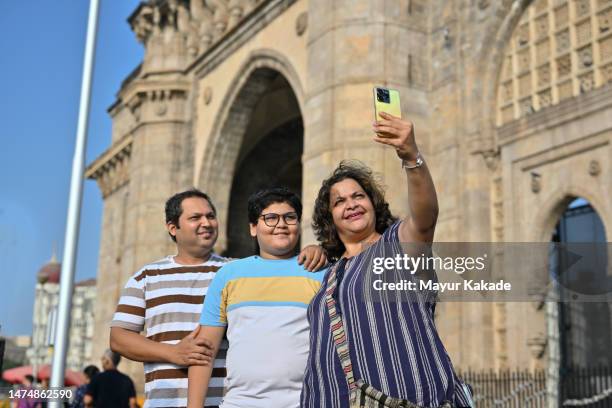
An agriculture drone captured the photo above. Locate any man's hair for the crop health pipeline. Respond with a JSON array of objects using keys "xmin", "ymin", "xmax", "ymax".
[
  {"xmin": 247, "ymin": 187, "xmax": 302, "ymax": 225},
  {"xmin": 83, "ymin": 365, "xmax": 100, "ymax": 380},
  {"xmin": 165, "ymin": 189, "xmax": 216, "ymax": 242},
  {"xmin": 24, "ymin": 374, "xmax": 34, "ymax": 383},
  {"xmin": 104, "ymin": 349, "xmax": 121, "ymax": 367},
  {"xmin": 312, "ymin": 160, "xmax": 397, "ymax": 261}
]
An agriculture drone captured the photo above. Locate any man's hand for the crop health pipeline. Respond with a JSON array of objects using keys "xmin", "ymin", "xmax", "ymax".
[
  {"xmin": 372, "ymin": 111, "xmax": 418, "ymax": 162},
  {"xmin": 298, "ymin": 245, "xmax": 327, "ymax": 271},
  {"xmin": 171, "ymin": 326, "xmax": 214, "ymax": 366}
]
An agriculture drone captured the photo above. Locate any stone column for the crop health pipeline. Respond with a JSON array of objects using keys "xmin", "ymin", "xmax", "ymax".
[
  {"xmin": 302, "ymin": 0, "xmax": 431, "ymax": 242},
  {"xmin": 88, "ymin": 1, "xmax": 197, "ymax": 392}
]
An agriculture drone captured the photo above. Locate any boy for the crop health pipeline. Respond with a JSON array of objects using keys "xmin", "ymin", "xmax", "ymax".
[{"xmin": 187, "ymin": 187, "xmax": 326, "ymax": 408}]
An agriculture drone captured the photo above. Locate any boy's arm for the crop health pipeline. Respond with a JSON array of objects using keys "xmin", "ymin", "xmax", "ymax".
[
  {"xmin": 187, "ymin": 326, "xmax": 226, "ymax": 408},
  {"xmin": 298, "ymin": 244, "xmax": 328, "ymax": 271}
]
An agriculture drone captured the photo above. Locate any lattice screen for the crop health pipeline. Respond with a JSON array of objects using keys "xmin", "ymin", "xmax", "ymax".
[{"xmin": 497, "ymin": 0, "xmax": 612, "ymax": 125}]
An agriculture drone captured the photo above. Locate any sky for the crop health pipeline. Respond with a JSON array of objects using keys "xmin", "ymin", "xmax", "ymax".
[{"xmin": 0, "ymin": 1, "xmax": 143, "ymax": 336}]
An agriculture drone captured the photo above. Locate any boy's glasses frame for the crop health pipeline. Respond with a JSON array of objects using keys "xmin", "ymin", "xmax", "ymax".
[{"xmin": 259, "ymin": 212, "xmax": 299, "ymax": 227}]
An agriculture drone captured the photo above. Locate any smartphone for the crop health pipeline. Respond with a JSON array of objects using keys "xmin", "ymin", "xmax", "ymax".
[{"xmin": 373, "ymin": 86, "xmax": 401, "ymax": 121}]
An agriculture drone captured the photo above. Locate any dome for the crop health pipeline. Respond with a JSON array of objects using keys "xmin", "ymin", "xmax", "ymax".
[{"xmin": 37, "ymin": 252, "xmax": 61, "ymax": 284}]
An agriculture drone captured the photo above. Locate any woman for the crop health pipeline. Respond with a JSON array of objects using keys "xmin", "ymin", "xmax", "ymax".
[
  {"xmin": 301, "ymin": 112, "xmax": 473, "ymax": 407},
  {"xmin": 70, "ymin": 365, "xmax": 99, "ymax": 408}
]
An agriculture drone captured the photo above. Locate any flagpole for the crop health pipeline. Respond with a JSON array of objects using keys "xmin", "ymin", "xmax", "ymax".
[{"xmin": 49, "ymin": 0, "xmax": 99, "ymax": 405}]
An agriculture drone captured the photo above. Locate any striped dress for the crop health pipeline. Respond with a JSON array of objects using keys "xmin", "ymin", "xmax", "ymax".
[
  {"xmin": 300, "ymin": 222, "xmax": 473, "ymax": 408},
  {"xmin": 111, "ymin": 254, "xmax": 229, "ymax": 408}
]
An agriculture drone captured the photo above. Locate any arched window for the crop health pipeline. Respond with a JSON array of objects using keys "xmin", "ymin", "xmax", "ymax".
[
  {"xmin": 497, "ymin": 0, "xmax": 612, "ymax": 125},
  {"xmin": 550, "ymin": 197, "xmax": 611, "ymax": 401}
]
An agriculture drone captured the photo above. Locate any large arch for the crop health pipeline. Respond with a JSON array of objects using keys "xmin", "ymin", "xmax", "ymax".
[
  {"xmin": 197, "ymin": 49, "xmax": 305, "ymax": 252},
  {"xmin": 530, "ymin": 184, "xmax": 611, "ymax": 243}
]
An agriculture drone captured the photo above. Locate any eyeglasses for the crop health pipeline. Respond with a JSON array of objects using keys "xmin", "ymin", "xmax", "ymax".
[{"xmin": 259, "ymin": 212, "xmax": 299, "ymax": 227}]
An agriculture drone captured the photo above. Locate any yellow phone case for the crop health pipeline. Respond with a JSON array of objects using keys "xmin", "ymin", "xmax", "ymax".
[{"xmin": 373, "ymin": 87, "xmax": 401, "ymax": 120}]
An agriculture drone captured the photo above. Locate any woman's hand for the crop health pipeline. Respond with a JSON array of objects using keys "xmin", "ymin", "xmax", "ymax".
[{"xmin": 372, "ymin": 112, "xmax": 419, "ymax": 162}]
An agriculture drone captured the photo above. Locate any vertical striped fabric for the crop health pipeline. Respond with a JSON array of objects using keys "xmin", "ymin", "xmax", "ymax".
[
  {"xmin": 111, "ymin": 254, "xmax": 230, "ymax": 408},
  {"xmin": 301, "ymin": 222, "xmax": 473, "ymax": 408}
]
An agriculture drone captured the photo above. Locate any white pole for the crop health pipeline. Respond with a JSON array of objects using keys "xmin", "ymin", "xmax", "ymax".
[{"xmin": 49, "ymin": 0, "xmax": 99, "ymax": 405}]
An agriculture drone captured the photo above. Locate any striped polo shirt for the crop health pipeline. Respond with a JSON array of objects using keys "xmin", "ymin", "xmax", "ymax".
[
  {"xmin": 301, "ymin": 222, "xmax": 473, "ymax": 407},
  {"xmin": 200, "ymin": 256, "xmax": 325, "ymax": 408},
  {"xmin": 111, "ymin": 254, "xmax": 229, "ymax": 408}
]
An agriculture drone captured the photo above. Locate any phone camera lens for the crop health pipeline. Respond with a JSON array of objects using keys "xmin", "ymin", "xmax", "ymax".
[{"xmin": 376, "ymin": 89, "xmax": 390, "ymax": 103}]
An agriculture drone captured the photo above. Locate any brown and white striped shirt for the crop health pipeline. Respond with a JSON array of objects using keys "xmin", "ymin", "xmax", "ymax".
[{"xmin": 111, "ymin": 254, "xmax": 229, "ymax": 408}]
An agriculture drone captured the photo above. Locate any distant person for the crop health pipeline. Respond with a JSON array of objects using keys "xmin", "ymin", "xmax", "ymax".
[
  {"xmin": 110, "ymin": 189, "xmax": 325, "ymax": 408},
  {"xmin": 84, "ymin": 350, "xmax": 136, "ymax": 408},
  {"xmin": 13, "ymin": 375, "xmax": 40, "ymax": 408},
  {"xmin": 70, "ymin": 365, "xmax": 99, "ymax": 408},
  {"xmin": 35, "ymin": 378, "xmax": 48, "ymax": 408}
]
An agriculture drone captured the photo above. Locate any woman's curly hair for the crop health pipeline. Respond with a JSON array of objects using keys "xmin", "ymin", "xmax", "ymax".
[{"xmin": 312, "ymin": 160, "xmax": 397, "ymax": 261}]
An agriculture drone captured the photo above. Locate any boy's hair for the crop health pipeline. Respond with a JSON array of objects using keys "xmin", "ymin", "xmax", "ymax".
[
  {"xmin": 165, "ymin": 189, "xmax": 216, "ymax": 242},
  {"xmin": 247, "ymin": 187, "xmax": 302, "ymax": 225}
]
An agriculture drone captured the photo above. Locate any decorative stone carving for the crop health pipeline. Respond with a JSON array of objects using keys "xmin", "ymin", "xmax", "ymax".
[
  {"xmin": 502, "ymin": 80, "xmax": 513, "ymax": 103},
  {"xmin": 579, "ymin": 72, "xmax": 594, "ymax": 92},
  {"xmin": 578, "ymin": 46, "xmax": 593, "ymax": 68},
  {"xmin": 527, "ymin": 335, "xmax": 547, "ymax": 359},
  {"xmin": 517, "ymin": 23, "xmax": 529, "ymax": 47},
  {"xmin": 482, "ymin": 148, "xmax": 501, "ymax": 171},
  {"xmin": 536, "ymin": 39, "xmax": 550, "ymax": 65},
  {"xmin": 517, "ymin": 48, "xmax": 530, "ymax": 72},
  {"xmin": 603, "ymin": 63, "xmax": 612, "ymax": 83},
  {"xmin": 520, "ymin": 97, "xmax": 534, "ymax": 115},
  {"xmin": 588, "ymin": 160, "xmax": 601, "ymax": 176},
  {"xmin": 531, "ymin": 172, "xmax": 541, "ymax": 193},
  {"xmin": 537, "ymin": 64, "xmax": 550, "ymax": 87},
  {"xmin": 538, "ymin": 88, "xmax": 552, "ymax": 108},
  {"xmin": 206, "ymin": 0, "xmax": 229, "ymax": 36},
  {"xmin": 556, "ymin": 54, "xmax": 571, "ymax": 77},
  {"xmin": 556, "ymin": 29, "xmax": 570, "ymax": 53},
  {"xmin": 558, "ymin": 79, "xmax": 573, "ymax": 100},
  {"xmin": 576, "ymin": 20, "xmax": 591, "ymax": 44},
  {"xmin": 519, "ymin": 73, "xmax": 531, "ymax": 97},
  {"xmin": 535, "ymin": 15, "xmax": 549, "ymax": 40},
  {"xmin": 228, "ymin": 0, "xmax": 245, "ymax": 27},
  {"xmin": 600, "ymin": 36, "xmax": 612, "ymax": 61},
  {"xmin": 478, "ymin": 0, "xmax": 490, "ymax": 10},
  {"xmin": 555, "ymin": 5, "xmax": 569, "ymax": 29},
  {"xmin": 203, "ymin": 86, "xmax": 213, "ymax": 105},
  {"xmin": 156, "ymin": 103, "xmax": 168, "ymax": 116},
  {"xmin": 599, "ymin": 8, "xmax": 611, "ymax": 33},
  {"xmin": 576, "ymin": 0, "xmax": 590, "ymax": 18},
  {"xmin": 443, "ymin": 27, "xmax": 452, "ymax": 49},
  {"xmin": 86, "ymin": 137, "xmax": 133, "ymax": 199},
  {"xmin": 295, "ymin": 11, "xmax": 308, "ymax": 37}
]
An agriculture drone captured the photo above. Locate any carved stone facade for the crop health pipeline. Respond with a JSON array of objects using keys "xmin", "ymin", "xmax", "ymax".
[{"xmin": 88, "ymin": 0, "xmax": 611, "ymax": 392}]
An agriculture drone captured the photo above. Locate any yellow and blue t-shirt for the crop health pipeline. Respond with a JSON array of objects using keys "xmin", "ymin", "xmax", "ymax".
[{"xmin": 200, "ymin": 255, "xmax": 325, "ymax": 408}]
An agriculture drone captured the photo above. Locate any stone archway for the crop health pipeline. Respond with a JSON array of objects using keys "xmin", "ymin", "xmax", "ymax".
[
  {"xmin": 225, "ymin": 115, "xmax": 303, "ymax": 257},
  {"xmin": 548, "ymin": 197, "xmax": 610, "ymax": 403},
  {"xmin": 197, "ymin": 51, "xmax": 305, "ymax": 253}
]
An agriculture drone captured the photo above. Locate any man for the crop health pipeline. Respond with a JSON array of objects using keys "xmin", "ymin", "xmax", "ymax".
[
  {"xmin": 110, "ymin": 189, "xmax": 325, "ymax": 408},
  {"xmin": 187, "ymin": 188, "xmax": 326, "ymax": 408},
  {"xmin": 84, "ymin": 350, "xmax": 136, "ymax": 408}
]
